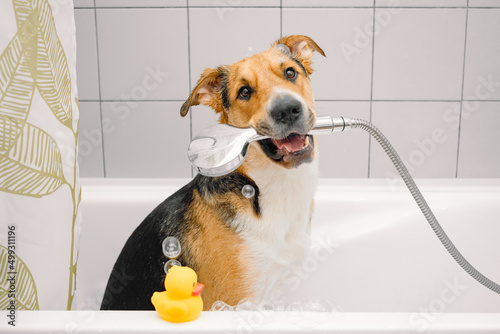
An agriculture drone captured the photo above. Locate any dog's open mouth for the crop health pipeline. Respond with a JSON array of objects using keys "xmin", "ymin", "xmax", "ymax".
[{"xmin": 258, "ymin": 133, "xmax": 314, "ymax": 168}]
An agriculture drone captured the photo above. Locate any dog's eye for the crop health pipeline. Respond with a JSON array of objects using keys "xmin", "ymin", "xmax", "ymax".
[
  {"xmin": 238, "ymin": 86, "xmax": 252, "ymax": 100},
  {"xmin": 285, "ymin": 67, "xmax": 297, "ymax": 80}
]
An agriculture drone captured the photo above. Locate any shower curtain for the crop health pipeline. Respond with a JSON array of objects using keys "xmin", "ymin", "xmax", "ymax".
[{"xmin": 0, "ymin": 0, "xmax": 81, "ymax": 311}]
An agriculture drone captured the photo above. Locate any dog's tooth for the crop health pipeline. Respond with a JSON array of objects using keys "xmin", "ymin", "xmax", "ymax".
[
  {"xmin": 305, "ymin": 136, "xmax": 310, "ymax": 147},
  {"xmin": 284, "ymin": 146, "xmax": 291, "ymax": 153}
]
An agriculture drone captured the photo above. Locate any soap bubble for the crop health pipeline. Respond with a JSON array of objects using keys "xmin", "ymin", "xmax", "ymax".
[
  {"xmin": 255, "ymin": 300, "xmax": 275, "ymax": 311},
  {"xmin": 274, "ymin": 43, "xmax": 291, "ymax": 57},
  {"xmin": 241, "ymin": 185, "xmax": 255, "ymax": 198},
  {"xmin": 164, "ymin": 259, "xmax": 181, "ymax": 274},
  {"xmin": 162, "ymin": 236, "xmax": 181, "ymax": 259},
  {"xmin": 287, "ymin": 300, "xmax": 304, "ymax": 312},
  {"xmin": 301, "ymin": 298, "xmax": 335, "ymax": 312},
  {"xmin": 210, "ymin": 300, "xmax": 234, "ymax": 311},
  {"xmin": 234, "ymin": 297, "xmax": 255, "ymax": 311}
]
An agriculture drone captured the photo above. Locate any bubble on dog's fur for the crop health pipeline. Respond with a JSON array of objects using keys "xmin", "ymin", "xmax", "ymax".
[
  {"xmin": 274, "ymin": 43, "xmax": 291, "ymax": 57},
  {"xmin": 164, "ymin": 259, "xmax": 181, "ymax": 274},
  {"xmin": 241, "ymin": 185, "xmax": 255, "ymax": 198},
  {"xmin": 162, "ymin": 236, "xmax": 181, "ymax": 259}
]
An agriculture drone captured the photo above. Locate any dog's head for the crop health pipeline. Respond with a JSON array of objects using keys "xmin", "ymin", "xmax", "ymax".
[{"xmin": 181, "ymin": 35, "xmax": 325, "ymax": 169}]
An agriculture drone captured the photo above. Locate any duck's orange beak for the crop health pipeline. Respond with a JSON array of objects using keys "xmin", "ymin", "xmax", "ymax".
[{"xmin": 192, "ymin": 283, "xmax": 204, "ymax": 296}]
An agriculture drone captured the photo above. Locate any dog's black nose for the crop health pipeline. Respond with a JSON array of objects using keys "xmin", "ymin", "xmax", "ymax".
[{"xmin": 270, "ymin": 95, "xmax": 303, "ymax": 126}]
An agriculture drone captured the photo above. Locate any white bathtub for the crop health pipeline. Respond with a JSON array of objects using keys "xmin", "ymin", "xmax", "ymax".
[{"xmin": 4, "ymin": 178, "xmax": 500, "ymax": 333}]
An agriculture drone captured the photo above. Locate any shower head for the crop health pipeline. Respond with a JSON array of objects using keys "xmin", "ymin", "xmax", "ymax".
[{"xmin": 188, "ymin": 115, "xmax": 350, "ymax": 177}]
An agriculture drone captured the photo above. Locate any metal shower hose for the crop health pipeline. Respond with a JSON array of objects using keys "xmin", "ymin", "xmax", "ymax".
[{"xmin": 350, "ymin": 118, "xmax": 500, "ymax": 294}]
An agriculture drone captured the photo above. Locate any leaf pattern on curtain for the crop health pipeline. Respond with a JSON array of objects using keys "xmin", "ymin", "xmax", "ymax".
[
  {"xmin": 0, "ymin": 0, "xmax": 80, "ymax": 309},
  {"xmin": 0, "ymin": 31, "xmax": 36, "ymax": 154},
  {"xmin": 0, "ymin": 245, "xmax": 39, "ymax": 310},
  {"xmin": 13, "ymin": 0, "xmax": 73, "ymax": 129},
  {"xmin": 0, "ymin": 122, "xmax": 65, "ymax": 197}
]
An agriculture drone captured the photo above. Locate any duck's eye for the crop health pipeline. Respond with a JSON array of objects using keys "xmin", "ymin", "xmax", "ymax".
[
  {"xmin": 238, "ymin": 86, "xmax": 252, "ymax": 100},
  {"xmin": 193, "ymin": 282, "xmax": 195, "ymax": 287},
  {"xmin": 285, "ymin": 67, "xmax": 297, "ymax": 80}
]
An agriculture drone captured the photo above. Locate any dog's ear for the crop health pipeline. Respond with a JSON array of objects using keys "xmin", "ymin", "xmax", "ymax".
[
  {"xmin": 180, "ymin": 67, "xmax": 229, "ymax": 117},
  {"xmin": 273, "ymin": 35, "xmax": 326, "ymax": 75}
]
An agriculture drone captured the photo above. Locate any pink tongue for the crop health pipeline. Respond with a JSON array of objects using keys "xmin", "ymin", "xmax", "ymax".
[{"xmin": 272, "ymin": 135, "xmax": 305, "ymax": 152}]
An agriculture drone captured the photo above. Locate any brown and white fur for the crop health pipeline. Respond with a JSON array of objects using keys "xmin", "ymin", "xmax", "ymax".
[{"xmin": 101, "ymin": 35, "xmax": 326, "ymax": 311}]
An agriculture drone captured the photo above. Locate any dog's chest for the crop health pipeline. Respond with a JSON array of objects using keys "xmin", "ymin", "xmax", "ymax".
[{"xmin": 232, "ymin": 160, "xmax": 318, "ymax": 300}]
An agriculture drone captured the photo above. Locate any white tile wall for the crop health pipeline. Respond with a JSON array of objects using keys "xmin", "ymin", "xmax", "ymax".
[
  {"xmin": 372, "ymin": 8, "xmax": 466, "ymax": 100},
  {"xmin": 375, "ymin": 0, "xmax": 467, "ymax": 7},
  {"xmin": 96, "ymin": 0, "xmax": 187, "ymax": 7},
  {"xmin": 370, "ymin": 102, "xmax": 459, "ymax": 178},
  {"xmin": 96, "ymin": 8, "xmax": 189, "ymax": 100},
  {"xmin": 189, "ymin": 7, "xmax": 280, "ymax": 84},
  {"xmin": 457, "ymin": 102, "xmax": 500, "ymax": 178},
  {"xmin": 283, "ymin": 0, "xmax": 373, "ymax": 6},
  {"xmin": 189, "ymin": 0, "xmax": 280, "ymax": 7},
  {"xmin": 315, "ymin": 102, "xmax": 371, "ymax": 178},
  {"xmin": 463, "ymin": 9, "xmax": 500, "ymax": 101},
  {"xmin": 78, "ymin": 102, "xmax": 105, "ymax": 177},
  {"xmin": 469, "ymin": 0, "xmax": 500, "ymax": 7},
  {"xmin": 282, "ymin": 8, "xmax": 373, "ymax": 100},
  {"xmin": 75, "ymin": 9, "xmax": 100, "ymax": 101},
  {"xmin": 75, "ymin": 2, "xmax": 500, "ymax": 179},
  {"xmin": 190, "ymin": 105, "xmax": 220, "ymax": 137},
  {"xmin": 74, "ymin": 0, "xmax": 94, "ymax": 8},
  {"xmin": 101, "ymin": 102, "xmax": 191, "ymax": 178}
]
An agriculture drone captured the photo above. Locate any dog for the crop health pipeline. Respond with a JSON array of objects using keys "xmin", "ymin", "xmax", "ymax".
[{"xmin": 101, "ymin": 35, "xmax": 326, "ymax": 311}]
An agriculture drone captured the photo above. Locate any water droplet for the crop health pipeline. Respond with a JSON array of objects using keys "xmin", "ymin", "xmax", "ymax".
[
  {"xmin": 245, "ymin": 46, "xmax": 255, "ymax": 57},
  {"xmin": 162, "ymin": 236, "xmax": 181, "ymax": 259},
  {"xmin": 164, "ymin": 259, "xmax": 181, "ymax": 274},
  {"xmin": 241, "ymin": 184, "xmax": 255, "ymax": 198}
]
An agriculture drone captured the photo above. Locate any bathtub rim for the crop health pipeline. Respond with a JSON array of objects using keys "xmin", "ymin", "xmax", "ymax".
[{"xmin": 2, "ymin": 310, "xmax": 500, "ymax": 333}]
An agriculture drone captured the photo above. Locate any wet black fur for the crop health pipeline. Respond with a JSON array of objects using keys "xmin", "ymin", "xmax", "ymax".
[
  {"xmin": 218, "ymin": 66, "xmax": 231, "ymax": 110},
  {"xmin": 100, "ymin": 172, "xmax": 259, "ymax": 310}
]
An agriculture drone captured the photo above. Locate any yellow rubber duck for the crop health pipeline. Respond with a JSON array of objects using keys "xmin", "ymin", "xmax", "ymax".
[{"xmin": 151, "ymin": 266, "xmax": 204, "ymax": 323}]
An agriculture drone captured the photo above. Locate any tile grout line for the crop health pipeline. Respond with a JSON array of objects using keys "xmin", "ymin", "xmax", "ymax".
[
  {"xmin": 280, "ymin": 0, "xmax": 283, "ymax": 38},
  {"xmin": 75, "ymin": 6, "xmax": 497, "ymax": 9},
  {"xmin": 367, "ymin": 0, "xmax": 376, "ymax": 179},
  {"xmin": 93, "ymin": 0, "xmax": 107, "ymax": 178},
  {"xmin": 83, "ymin": 99, "xmax": 187, "ymax": 102},
  {"xmin": 455, "ymin": 0, "xmax": 470, "ymax": 178},
  {"xmin": 186, "ymin": 0, "xmax": 194, "ymax": 178},
  {"xmin": 78, "ymin": 99, "xmax": 500, "ymax": 103}
]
